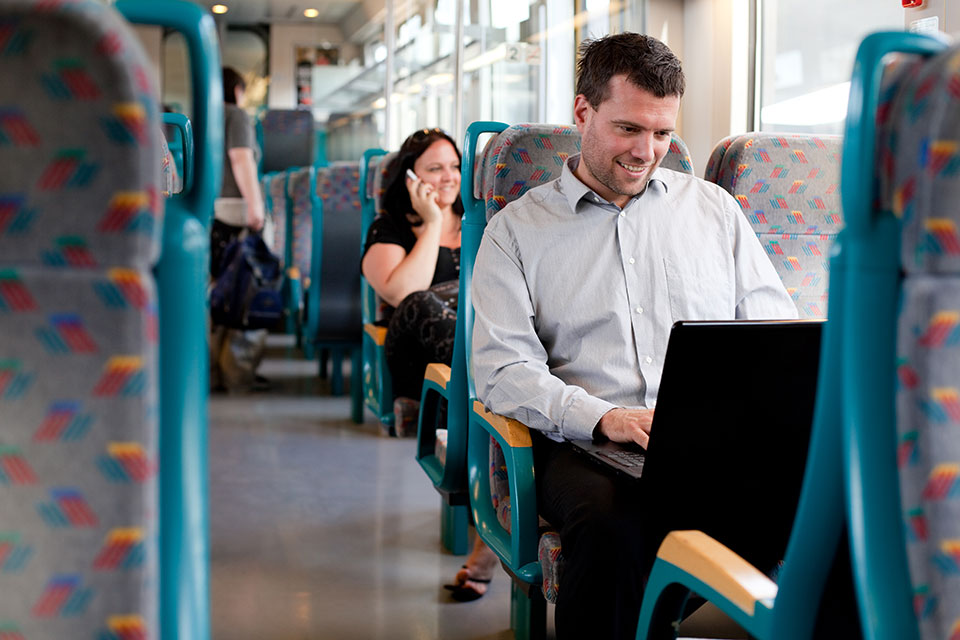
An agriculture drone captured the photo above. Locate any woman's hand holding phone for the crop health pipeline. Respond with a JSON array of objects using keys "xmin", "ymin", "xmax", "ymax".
[{"xmin": 405, "ymin": 167, "xmax": 442, "ymax": 232}]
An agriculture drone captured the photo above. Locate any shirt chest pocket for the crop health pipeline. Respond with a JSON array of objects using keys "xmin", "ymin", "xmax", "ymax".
[{"xmin": 663, "ymin": 256, "xmax": 735, "ymax": 322}]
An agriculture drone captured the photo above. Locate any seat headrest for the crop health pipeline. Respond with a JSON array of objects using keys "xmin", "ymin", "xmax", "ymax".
[
  {"xmin": 317, "ymin": 161, "xmax": 360, "ymax": 212},
  {"xmin": 706, "ymin": 133, "xmax": 843, "ymax": 235},
  {"xmin": 0, "ymin": 0, "xmax": 162, "ymax": 269},
  {"xmin": 878, "ymin": 47, "xmax": 960, "ymax": 275},
  {"xmin": 371, "ymin": 152, "xmax": 397, "ymax": 216},
  {"xmin": 473, "ymin": 124, "xmax": 695, "ymax": 221}
]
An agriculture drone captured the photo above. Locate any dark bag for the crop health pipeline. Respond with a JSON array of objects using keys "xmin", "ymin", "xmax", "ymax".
[{"xmin": 210, "ymin": 232, "xmax": 284, "ymax": 330}]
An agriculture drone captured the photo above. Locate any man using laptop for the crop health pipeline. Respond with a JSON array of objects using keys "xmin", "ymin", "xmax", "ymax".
[{"xmin": 471, "ymin": 33, "xmax": 796, "ymax": 639}]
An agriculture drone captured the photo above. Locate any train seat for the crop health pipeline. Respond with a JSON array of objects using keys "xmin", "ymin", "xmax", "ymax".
[
  {"xmin": 314, "ymin": 162, "xmax": 363, "ymax": 418},
  {"xmin": 704, "ymin": 132, "xmax": 844, "ymax": 318},
  {"xmin": 259, "ymin": 172, "xmax": 275, "ymax": 247},
  {"xmin": 259, "ymin": 109, "xmax": 314, "ymax": 174},
  {"xmin": 359, "ymin": 149, "xmax": 394, "ymax": 429},
  {"xmin": 462, "ymin": 123, "xmax": 694, "ymax": 639},
  {"xmin": 839, "ymin": 32, "xmax": 960, "ymax": 640},
  {"xmin": 287, "ymin": 165, "xmax": 317, "ymax": 350},
  {"xmin": 0, "ymin": 0, "xmax": 216, "ymax": 637}
]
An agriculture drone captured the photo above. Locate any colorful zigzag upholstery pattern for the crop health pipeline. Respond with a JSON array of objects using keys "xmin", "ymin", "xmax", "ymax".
[
  {"xmin": 704, "ymin": 133, "xmax": 843, "ymax": 318},
  {"xmin": 287, "ymin": 167, "xmax": 314, "ymax": 285},
  {"xmin": 0, "ymin": 1, "xmax": 161, "ymax": 637},
  {"xmin": 268, "ymin": 173, "xmax": 288, "ymax": 266},
  {"xmin": 883, "ymin": 45, "xmax": 960, "ymax": 640},
  {"xmin": 317, "ymin": 162, "xmax": 360, "ymax": 213}
]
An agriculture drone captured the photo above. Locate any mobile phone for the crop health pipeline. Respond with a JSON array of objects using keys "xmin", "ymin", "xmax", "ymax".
[{"xmin": 406, "ymin": 168, "xmax": 418, "ymax": 181}]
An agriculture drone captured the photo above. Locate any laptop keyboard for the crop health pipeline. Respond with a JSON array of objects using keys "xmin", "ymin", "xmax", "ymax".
[{"xmin": 600, "ymin": 449, "xmax": 645, "ymax": 470}]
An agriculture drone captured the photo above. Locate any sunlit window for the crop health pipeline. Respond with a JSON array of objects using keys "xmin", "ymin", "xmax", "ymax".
[{"xmin": 758, "ymin": 0, "xmax": 903, "ymax": 133}]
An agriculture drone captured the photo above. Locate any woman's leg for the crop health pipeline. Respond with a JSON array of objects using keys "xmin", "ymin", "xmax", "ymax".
[{"xmin": 385, "ymin": 280, "xmax": 458, "ymax": 399}]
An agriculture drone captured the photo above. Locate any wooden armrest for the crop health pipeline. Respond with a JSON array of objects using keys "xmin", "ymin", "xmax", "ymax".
[
  {"xmin": 472, "ymin": 400, "xmax": 533, "ymax": 448},
  {"xmin": 657, "ymin": 531, "xmax": 778, "ymax": 616},
  {"xmin": 364, "ymin": 323, "xmax": 387, "ymax": 345},
  {"xmin": 424, "ymin": 363, "xmax": 451, "ymax": 389}
]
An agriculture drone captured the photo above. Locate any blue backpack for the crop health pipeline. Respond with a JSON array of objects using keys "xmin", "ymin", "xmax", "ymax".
[{"xmin": 210, "ymin": 233, "xmax": 284, "ymax": 330}]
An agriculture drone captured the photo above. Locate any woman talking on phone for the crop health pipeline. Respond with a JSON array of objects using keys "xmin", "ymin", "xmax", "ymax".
[{"xmin": 361, "ymin": 128, "xmax": 463, "ymax": 435}]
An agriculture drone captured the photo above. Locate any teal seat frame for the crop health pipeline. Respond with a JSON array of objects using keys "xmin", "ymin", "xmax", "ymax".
[
  {"xmin": 411, "ymin": 124, "xmax": 512, "ymax": 556},
  {"xmin": 840, "ymin": 31, "xmax": 947, "ymax": 640},
  {"xmin": 460, "ymin": 121, "xmax": 546, "ymax": 639},
  {"xmin": 305, "ymin": 164, "xmax": 362, "ymax": 422},
  {"xmin": 280, "ymin": 168, "xmax": 303, "ymax": 337},
  {"xmin": 298, "ymin": 165, "xmax": 321, "ymax": 360},
  {"xmin": 116, "ymin": 1, "xmax": 219, "ymax": 638},
  {"xmin": 359, "ymin": 148, "xmax": 394, "ymax": 428}
]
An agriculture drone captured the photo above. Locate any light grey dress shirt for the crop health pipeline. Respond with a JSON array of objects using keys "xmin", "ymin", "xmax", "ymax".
[{"xmin": 471, "ymin": 155, "xmax": 798, "ymax": 442}]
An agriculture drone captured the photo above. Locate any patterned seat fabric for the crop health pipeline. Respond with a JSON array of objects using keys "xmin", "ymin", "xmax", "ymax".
[
  {"xmin": 268, "ymin": 173, "xmax": 288, "ymax": 266},
  {"xmin": 0, "ymin": 1, "xmax": 161, "ymax": 637},
  {"xmin": 260, "ymin": 109, "xmax": 313, "ymax": 173},
  {"xmin": 881, "ymin": 46, "xmax": 960, "ymax": 640},
  {"xmin": 705, "ymin": 133, "xmax": 843, "ymax": 318},
  {"xmin": 475, "ymin": 124, "xmax": 695, "ymax": 602},
  {"xmin": 314, "ymin": 162, "xmax": 362, "ymax": 341},
  {"xmin": 363, "ymin": 152, "xmax": 396, "ymax": 325},
  {"xmin": 286, "ymin": 167, "xmax": 314, "ymax": 287}
]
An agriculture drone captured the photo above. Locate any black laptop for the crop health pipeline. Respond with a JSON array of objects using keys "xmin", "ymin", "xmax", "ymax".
[{"xmin": 569, "ymin": 319, "xmax": 824, "ymax": 570}]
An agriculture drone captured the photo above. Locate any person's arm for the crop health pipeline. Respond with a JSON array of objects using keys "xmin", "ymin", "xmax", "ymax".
[
  {"xmin": 227, "ymin": 147, "xmax": 264, "ymax": 231},
  {"xmin": 471, "ymin": 221, "xmax": 650, "ymax": 447},
  {"xmin": 361, "ymin": 176, "xmax": 443, "ymax": 307},
  {"xmin": 726, "ymin": 195, "xmax": 798, "ymax": 319}
]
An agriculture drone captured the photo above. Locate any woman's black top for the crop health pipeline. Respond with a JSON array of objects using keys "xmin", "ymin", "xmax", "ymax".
[{"xmin": 362, "ymin": 214, "xmax": 461, "ymax": 287}]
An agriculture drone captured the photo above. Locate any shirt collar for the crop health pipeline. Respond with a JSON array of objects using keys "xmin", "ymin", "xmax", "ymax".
[{"xmin": 560, "ymin": 154, "xmax": 670, "ymax": 213}]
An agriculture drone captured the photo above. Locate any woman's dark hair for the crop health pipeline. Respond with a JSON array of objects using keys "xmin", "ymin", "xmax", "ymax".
[
  {"xmin": 381, "ymin": 128, "xmax": 464, "ymax": 231},
  {"xmin": 576, "ymin": 33, "xmax": 684, "ymax": 108},
  {"xmin": 222, "ymin": 67, "xmax": 246, "ymax": 105}
]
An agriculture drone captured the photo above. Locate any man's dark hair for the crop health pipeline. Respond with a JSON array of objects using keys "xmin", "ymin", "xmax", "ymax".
[
  {"xmin": 576, "ymin": 33, "xmax": 685, "ymax": 107},
  {"xmin": 222, "ymin": 67, "xmax": 246, "ymax": 105}
]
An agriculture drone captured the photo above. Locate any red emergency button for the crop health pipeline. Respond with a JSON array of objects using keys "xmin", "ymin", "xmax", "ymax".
[{"xmin": 903, "ymin": 0, "xmax": 923, "ymax": 6}]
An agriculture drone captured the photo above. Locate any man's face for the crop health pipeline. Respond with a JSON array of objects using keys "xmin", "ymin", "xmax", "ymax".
[{"xmin": 573, "ymin": 75, "xmax": 680, "ymax": 208}]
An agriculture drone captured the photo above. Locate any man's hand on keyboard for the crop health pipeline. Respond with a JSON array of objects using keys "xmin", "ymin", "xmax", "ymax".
[{"xmin": 594, "ymin": 408, "xmax": 654, "ymax": 448}]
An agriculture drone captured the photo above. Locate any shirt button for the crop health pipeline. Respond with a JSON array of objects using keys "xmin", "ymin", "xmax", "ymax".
[
  {"xmin": 645, "ymin": 356, "xmax": 653, "ymax": 364},
  {"xmin": 635, "ymin": 306, "xmax": 643, "ymax": 314},
  {"xmin": 629, "ymin": 257, "xmax": 635, "ymax": 264},
  {"xmin": 619, "ymin": 212, "xmax": 625, "ymax": 218}
]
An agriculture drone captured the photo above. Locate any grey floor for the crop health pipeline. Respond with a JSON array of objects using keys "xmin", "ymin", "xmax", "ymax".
[{"xmin": 208, "ymin": 338, "xmax": 543, "ymax": 639}]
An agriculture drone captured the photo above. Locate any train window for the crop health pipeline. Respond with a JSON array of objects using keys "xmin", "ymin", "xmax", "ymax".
[
  {"xmin": 162, "ymin": 30, "xmax": 192, "ymax": 119},
  {"xmin": 757, "ymin": 0, "xmax": 903, "ymax": 133},
  {"xmin": 221, "ymin": 28, "xmax": 269, "ymax": 112}
]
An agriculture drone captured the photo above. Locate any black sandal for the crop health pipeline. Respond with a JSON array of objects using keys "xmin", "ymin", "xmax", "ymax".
[{"xmin": 443, "ymin": 565, "xmax": 493, "ymax": 602}]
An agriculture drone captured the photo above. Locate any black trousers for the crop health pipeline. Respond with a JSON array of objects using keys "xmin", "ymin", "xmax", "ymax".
[
  {"xmin": 531, "ymin": 432, "xmax": 862, "ymax": 640},
  {"xmin": 384, "ymin": 279, "xmax": 458, "ymax": 400},
  {"xmin": 532, "ymin": 434, "xmax": 654, "ymax": 640}
]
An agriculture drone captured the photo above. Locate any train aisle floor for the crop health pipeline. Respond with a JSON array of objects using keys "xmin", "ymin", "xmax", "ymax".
[{"xmin": 209, "ymin": 335, "xmax": 546, "ymax": 639}]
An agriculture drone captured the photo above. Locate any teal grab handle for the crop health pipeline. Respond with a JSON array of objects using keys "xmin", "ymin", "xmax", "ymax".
[
  {"xmin": 461, "ymin": 121, "xmax": 507, "ymax": 401},
  {"xmin": 841, "ymin": 31, "xmax": 946, "ymax": 237},
  {"xmin": 359, "ymin": 148, "xmax": 387, "ymax": 327},
  {"xmin": 116, "ymin": 3, "xmax": 220, "ymax": 640},
  {"xmin": 116, "ymin": 0, "xmax": 223, "ymax": 226},
  {"xmin": 461, "ymin": 121, "xmax": 508, "ymax": 227},
  {"xmin": 360, "ymin": 147, "xmax": 388, "ymax": 215},
  {"xmin": 163, "ymin": 112, "xmax": 194, "ymax": 194}
]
